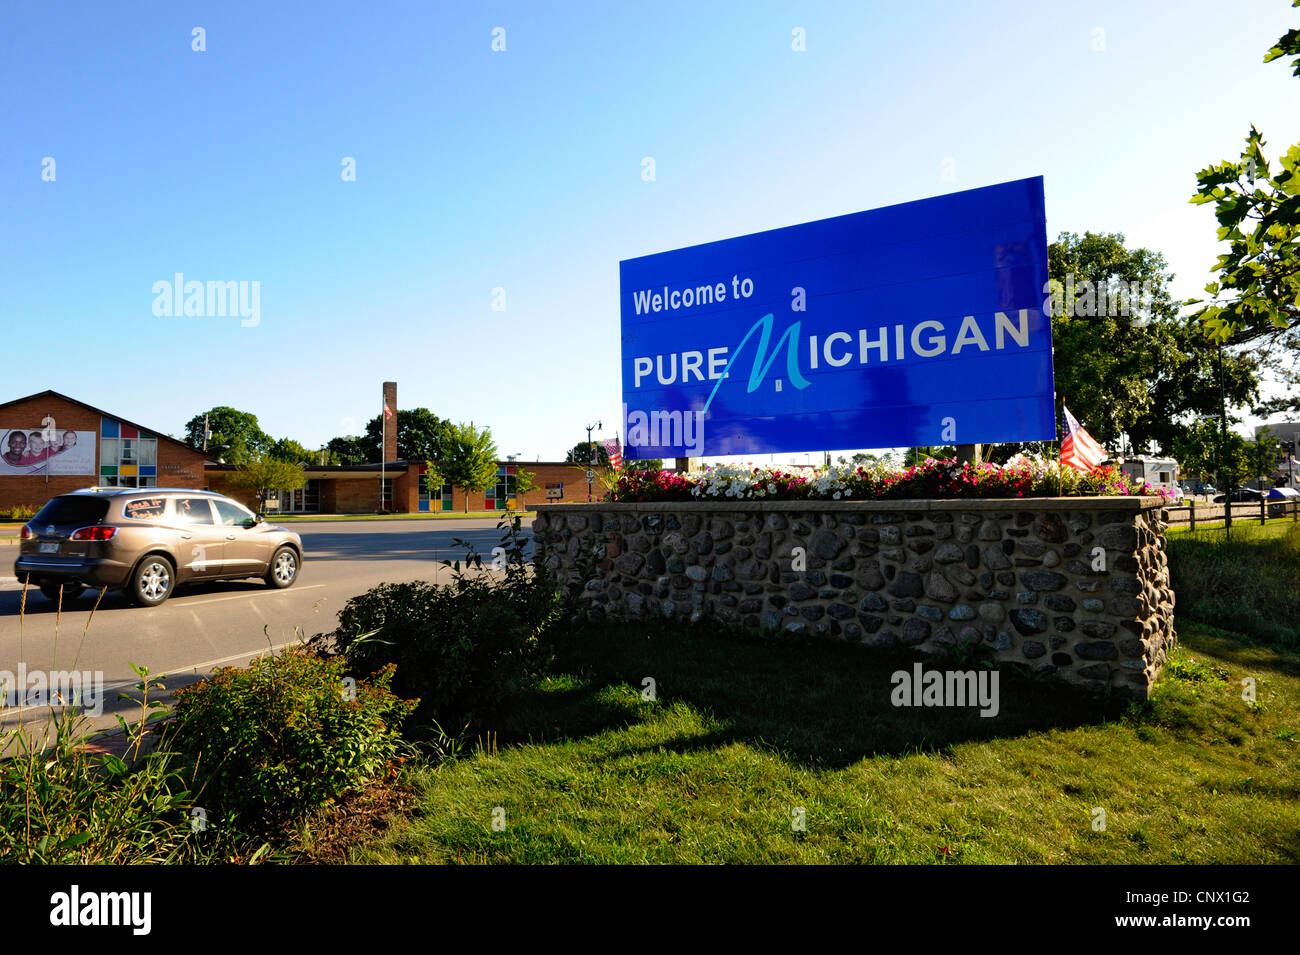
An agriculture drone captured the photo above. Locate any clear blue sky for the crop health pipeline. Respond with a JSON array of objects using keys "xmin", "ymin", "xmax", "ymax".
[{"xmin": 2, "ymin": 0, "xmax": 1296, "ymax": 462}]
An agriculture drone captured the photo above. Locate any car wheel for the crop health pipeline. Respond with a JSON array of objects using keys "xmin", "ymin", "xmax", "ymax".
[
  {"xmin": 130, "ymin": 556, "xmax": 174, "ymax": 607},
  {"xmin": 265, "ymin": 546, "xmax": 298, "ymax": 589},
  {"xmin": 40, "ymin": 581, "xmax": 85, "ymax": 602}
]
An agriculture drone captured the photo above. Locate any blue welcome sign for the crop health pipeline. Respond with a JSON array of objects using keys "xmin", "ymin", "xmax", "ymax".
[{"xmin": 619, "ymin": 176, "xmax": 1056, "ymax": 458}]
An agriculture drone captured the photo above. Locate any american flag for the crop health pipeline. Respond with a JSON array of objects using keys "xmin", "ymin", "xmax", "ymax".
[
  {"xmin": 383, "ymin": 401, "xmax": 393, "ymax": 420},
  {"xmin": 602, "ymin": 436, "xmax": 623, "ymax": 470},
  {"xmin": 1060, "ymin": 404, "xmax": 1107, "ymax": 473}
]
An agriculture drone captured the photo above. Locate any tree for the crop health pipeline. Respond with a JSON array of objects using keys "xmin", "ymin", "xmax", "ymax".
[
  {"xmin": 1044, "ymin": 232, "xmax": 1258, "ymax": 456},
  {"xmin": 326, "ymin": 435, "xmax": 368, "ymax": 465},
  {"xmin": 512, "ymin": 467, "xmax": 536, "ymax": 507},
  {"xmin": 225, "ymin": 457, "xmax": 307, "ymax": 510},
  {"xmin": 357, "ymin": 408, "xmax": 449, "ymax": 462},
  {"xmin": 1187, "ymin": 6, "xmax": 1300, "ymax": 413},
  {"xmin": 1171, "ymin": 419, "xmax": 1220, "ymax": 486},
  {"xmin": 1248, "ymin": 432, "xmax": 1284, "ymax": 487},
  {"xmin": 904, "ymin": 446, "xmax": 945, "ymax": 466},
  {"xmin": 183, "ymin": 407, "xmax": 272, "ymax": 464},
  {"xmin": 566, "ymin": 441, "xmax": 609, "ymax": 466},
  {"xmin": 434, "ymin": 422, "xmax": 499, "ymax": 513},
  {"xmin": 268, "ymin": 437, "xmax": 315, "ymax": 464}
]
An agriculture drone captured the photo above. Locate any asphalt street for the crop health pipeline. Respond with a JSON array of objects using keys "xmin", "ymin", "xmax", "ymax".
[{"xmin": 0, "ymin": 516, "xmax": 532, "ymax": 737}]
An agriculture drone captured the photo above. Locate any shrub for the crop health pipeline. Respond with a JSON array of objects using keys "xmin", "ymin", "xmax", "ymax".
[
  {"xmin": 319, "ymin": 513, "xmax": 563, "ymax": 729},
  {"xmin": 0, "ymin": 504, "xmax": 38, "ymax": 521},
  {"xmin": 0, "ymin": 665, "xmax": 200, "ymax": 864},
  {"xmin": 167, "ymin": 648, "xmax": 416, "ymax": 835}
]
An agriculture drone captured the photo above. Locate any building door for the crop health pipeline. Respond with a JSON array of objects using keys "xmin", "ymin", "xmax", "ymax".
[{"xmin": 279, "ymin": 480, "xmax": 320, "ymax": 513}]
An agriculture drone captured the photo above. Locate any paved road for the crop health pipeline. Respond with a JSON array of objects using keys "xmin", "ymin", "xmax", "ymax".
[{"xmin": 0, "ymin": 517, "xmax": 532, "ymax": 737}]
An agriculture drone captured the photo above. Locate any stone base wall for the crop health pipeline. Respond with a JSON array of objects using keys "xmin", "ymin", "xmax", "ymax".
[{"xmin": 531, "ymin": 498, "xmax": 1177, "ymax": 698}]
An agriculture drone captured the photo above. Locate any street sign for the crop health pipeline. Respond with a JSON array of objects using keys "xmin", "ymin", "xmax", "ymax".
[
  {"xmin": 620, "ymin": 176, "xmax": 1055, "ymax": 457},
  {"xmin": 586, "ymin": 469, "xmax": 595, "ymax": 483}
]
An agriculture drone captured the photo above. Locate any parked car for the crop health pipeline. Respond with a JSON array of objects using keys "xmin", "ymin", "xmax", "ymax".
[
  {"xmin": 1213, "ymin": 488, "xmax": 1264, "ymax": 504},
  {"xmin": 14, "ymin": 487, "xmax": 303, "ymax": 606}
]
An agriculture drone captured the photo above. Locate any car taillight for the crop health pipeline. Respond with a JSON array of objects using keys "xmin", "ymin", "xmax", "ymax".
[
  {"xmin": 20, "ymin": 525, "xmax": 32, "ymax": 540},
  {"xmin": 70, "ymin": 526, "xmax": 118, "ymax": 541}
]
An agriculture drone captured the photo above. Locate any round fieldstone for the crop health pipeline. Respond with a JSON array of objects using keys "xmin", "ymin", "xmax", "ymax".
[
  {"xmin": 615, "ymin": 553, "xmax": 645, "ymax": 574},
  {"xmin": 1109, "ymin": 594, "xmax": 1141, "ymax": 617},
  {"xmin": 888, "ymin": 571, "xmax": 924, "ymax": 598},
  {"xmin": 859, "ymin": 592, "xmax": 888, "ymax": 611},
  {"xmin": 1021, "ymin": 640, "xmax": 1046, "ymax": 659},
  {"xmin": 788, "ymin": 582, "xmax": 815, "ymax": 601},
  {"xmin": 1044, "ymin": 594, "xmax": 1076, "ymax": 612},
  {"xmin": 1080, "ymin": 621, "xmax": 1117, "ymax": 638},
  {"xmin": 811, "ymin": 529, "xmax": 845, "ymax": 559},
  {"xmin": 1022, "ymin": 570, "xmax": 1067, "ymax": 591},
  {"xmin": 901, "ymin": 618, "xmax": 930, "ymax": 645},
  {"xmin": 935, "ymin": 542, "xmax": 963, "ymax": 563},
  {"xmin": 1074, "ymin": 641, "xmax": 1118, "ymax": 661},
  {"xmin": 857, "ymin": 562, "xmax": 885, "ymax": 590},
  {"xmin": 983, "ymin": 545, "xmax": 1011, "ymax": 570},
  {"xmin": 917, "ymin": 605, "xmax": 944, "ymax": 622},
  {"xmin": 926, "ymin": 572, "xmax": 957, "ymax": 602},
  {"xmin": 948, "ymin": 604, "xmax": 977, "ymax": 621},
  {"xmin": 1009, "ymin": 608, "xmax": 1047, "ymax": 635}
]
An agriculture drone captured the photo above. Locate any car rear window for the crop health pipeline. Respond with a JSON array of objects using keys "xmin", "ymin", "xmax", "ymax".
[
  {"xmin": 123, "ymin": 497, "xmax": 167, "ymax": 521},
  {"xmin": 32, "ymin": 496, "xmax": 110, "ymax": 525}
]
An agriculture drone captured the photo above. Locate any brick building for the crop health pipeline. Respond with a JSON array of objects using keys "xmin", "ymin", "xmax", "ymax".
[
  {"xmin": 206, "ymin": 459, "xmax": 606, "ymax": 514},
  {"xmin": 1, "ymin": 387, "xmax": 611, "ymax": 516},
  {"xmin": 0, "ymin": 390, "xmax": 210, "ymax": 513}
]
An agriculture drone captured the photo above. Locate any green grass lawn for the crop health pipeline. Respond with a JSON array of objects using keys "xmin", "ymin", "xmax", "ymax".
[
  {"xmin": 1166, "ymin": 521, "xmax": 1300, "ymax": 651},
  {"xmin": 1167, "ymin": 518, "xmax": 1298, "ymax": 540},
  {"xmin": 354, "ymin": 620, "xmax": 1300, "ymax": 864}
]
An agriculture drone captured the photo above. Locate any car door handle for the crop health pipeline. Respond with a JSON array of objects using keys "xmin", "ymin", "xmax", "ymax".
[
  {"xmin": 180, "ymin": 533, "xmax": 193, "ymax": 540},
  {"xmin": 226, "ymin": 534, "xmax": 237, "ymax": 540}
]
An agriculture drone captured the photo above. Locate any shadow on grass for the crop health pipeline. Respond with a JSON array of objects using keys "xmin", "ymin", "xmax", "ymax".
[
  {"xmin": 489, "ymin": 621, "xmax": 1141, "ymax": 770},
  {"xmin": 1177, "ymin": 622, "xmax": 1300, "ymax": 680}
]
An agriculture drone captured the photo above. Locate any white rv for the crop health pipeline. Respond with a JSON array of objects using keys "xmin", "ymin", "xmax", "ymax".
[{"xmin": 1119, "ymin": 455, "xmax": 1182, "ymax": 501}]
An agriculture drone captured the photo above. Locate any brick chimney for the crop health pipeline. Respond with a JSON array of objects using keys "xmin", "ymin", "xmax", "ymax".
[{"xmin": 383, "ymin": 381, "xmax": 398, "ymax": 461}]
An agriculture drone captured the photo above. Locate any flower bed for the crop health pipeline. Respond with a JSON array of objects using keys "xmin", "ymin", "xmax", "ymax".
[{"xmin": 610, "ymin": 459, "xmax": 1168, "ymax": 504}]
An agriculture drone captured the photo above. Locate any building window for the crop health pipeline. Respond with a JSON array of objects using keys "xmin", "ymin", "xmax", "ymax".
[{"xmin": 100, "ymin": 418, "xmax": 159, "ymax": 487}]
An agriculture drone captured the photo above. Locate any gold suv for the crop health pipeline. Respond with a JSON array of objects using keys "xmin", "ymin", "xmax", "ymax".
[{"xmin": 15, "ymin": 487, "xmax": 303, "ymax": 607}]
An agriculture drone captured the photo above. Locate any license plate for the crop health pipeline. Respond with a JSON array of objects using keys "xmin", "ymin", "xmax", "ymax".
[{"xmin": 38, "ymin": 542, "xmax": 60, "ymax": 554}]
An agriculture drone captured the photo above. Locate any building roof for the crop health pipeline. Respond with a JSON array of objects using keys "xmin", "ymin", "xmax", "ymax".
[{"xmin": 0, "ymin": 390, "xmax": 214, "ymax": 462}]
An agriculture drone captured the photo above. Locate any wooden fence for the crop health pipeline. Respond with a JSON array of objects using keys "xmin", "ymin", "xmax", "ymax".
[{"xmin": 1163, "ymin": 498, "xmax": 1300, "ymax": 529}]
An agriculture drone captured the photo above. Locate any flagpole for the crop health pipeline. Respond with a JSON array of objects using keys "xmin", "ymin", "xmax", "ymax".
[{"xmin": 380, "ymin": 399, "xmax": 385, "ymax": 514}]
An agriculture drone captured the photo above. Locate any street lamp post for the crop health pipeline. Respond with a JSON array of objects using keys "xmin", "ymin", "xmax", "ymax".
[{"xmin": 585, "ymin": 420, "xmax": 601, "ymax": 502}]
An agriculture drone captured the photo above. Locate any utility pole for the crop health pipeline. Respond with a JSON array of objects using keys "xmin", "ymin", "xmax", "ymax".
[{"xmin": 1217, "ymin": 341, "xmax": 1231, "ymax": 539}]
